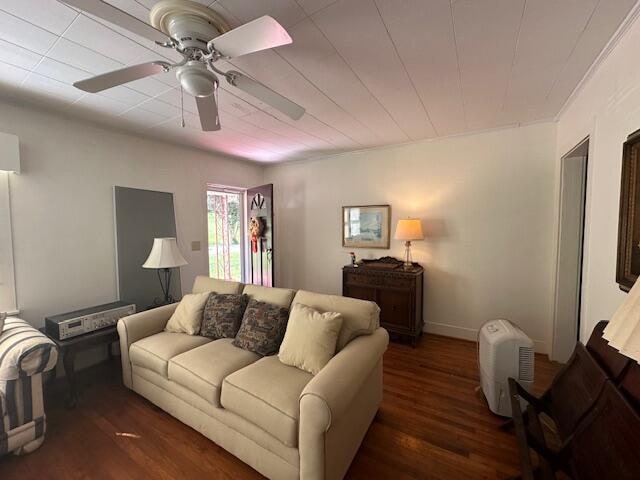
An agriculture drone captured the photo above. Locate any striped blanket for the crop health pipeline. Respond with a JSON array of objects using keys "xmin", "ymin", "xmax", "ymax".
[{"xmin": 0, "ymin": 317, "xmax": 58, "ymax": 456}]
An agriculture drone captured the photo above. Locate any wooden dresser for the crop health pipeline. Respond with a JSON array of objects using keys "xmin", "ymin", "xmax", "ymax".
[{"xmin": 342, "ymin": 257, "xmax": 424, "ymax": 345}]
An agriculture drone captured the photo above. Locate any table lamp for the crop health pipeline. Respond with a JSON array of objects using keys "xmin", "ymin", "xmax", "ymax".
[
  {"xmin": 603, "ymin": 279, "xmax": 640, "ymax": 362},
  {"xmin": 394, "ymin": 218, "xmax": 424, "ymax": 269},
  {"xmin": 143, "ymin": 237, "xmax": 188, "ymax": 305}
]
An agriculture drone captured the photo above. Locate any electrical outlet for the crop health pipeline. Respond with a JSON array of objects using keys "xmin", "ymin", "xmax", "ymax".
[{"xmin": 191, "ymin": 241, "xmax": 201, "ymax": 251}]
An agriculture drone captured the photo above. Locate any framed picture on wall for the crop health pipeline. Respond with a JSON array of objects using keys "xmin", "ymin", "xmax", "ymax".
[
  {"xmin": 616, "ymin": 129, "xmax": 640, "ymax": 291},
  {"xmin": 342, "ymin": 205, "xmax": 391, "ymax": 249}
]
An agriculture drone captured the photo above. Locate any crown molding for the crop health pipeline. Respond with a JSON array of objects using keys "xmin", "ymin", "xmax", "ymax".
[{"xmin": 555, "ymin": 1, "xmax": 640, "ymax": 120}]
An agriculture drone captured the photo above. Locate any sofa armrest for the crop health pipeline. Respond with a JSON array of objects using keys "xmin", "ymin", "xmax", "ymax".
[
  {"xmin": 299, "ymin": 328, "xmax": 388, "ymax": 480},
  {"xmin": 0, "ymin": 318, "xmax": 58, "ymax": 380},
  {"xmin": 300, "ymin": 327, "xmax": 388, "ymax": 426},
  {"xmin": 117, "ymin": 303, "xmax": 177, "ymax": 388}
]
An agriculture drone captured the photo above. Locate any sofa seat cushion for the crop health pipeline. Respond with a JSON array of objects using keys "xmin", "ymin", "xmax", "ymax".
[
  {"xmin": 168, "ymin": 339, "xmax": 260, "ymax": 407},
  {"xmin": 129, "ymin": 332, "xmax": 211, "ymax": 377},
  {"xmin": 221, "ymin": 355, "xmax": 313, "ymax": 447}
]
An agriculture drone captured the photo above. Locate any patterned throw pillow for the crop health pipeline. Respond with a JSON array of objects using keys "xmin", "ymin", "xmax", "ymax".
[
  {"xmin": 201, "ymin": 293, "xmax": 249, "ymax": 339},
  {"xmin": 232, "ymin": 299, "xmax": 289, "ymax": 356}
]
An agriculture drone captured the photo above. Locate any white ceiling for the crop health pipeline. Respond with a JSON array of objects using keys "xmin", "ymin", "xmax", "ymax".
[{"xmin": 0, "ymin": 0, "xmax": 636, "ymax": 163}]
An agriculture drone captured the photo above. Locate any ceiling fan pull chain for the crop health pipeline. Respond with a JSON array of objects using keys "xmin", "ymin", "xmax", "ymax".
[
  {"xmin": 215, "ymin": 86, "xmax": 220, "ymax": 125},
  {"xmin": 180, "ymin": 85, "xmax": 186, "ymax": 128}
]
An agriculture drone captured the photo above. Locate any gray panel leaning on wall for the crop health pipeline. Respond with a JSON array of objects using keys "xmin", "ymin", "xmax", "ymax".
[{"xmin": 114, "ymin": 186, "xmax": 182, "ymax": 311}]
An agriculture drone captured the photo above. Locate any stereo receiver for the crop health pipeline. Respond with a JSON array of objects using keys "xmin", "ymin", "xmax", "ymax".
[{"xmin": 45, "ymin": 301, "xmax": 136, "ymax": 340}]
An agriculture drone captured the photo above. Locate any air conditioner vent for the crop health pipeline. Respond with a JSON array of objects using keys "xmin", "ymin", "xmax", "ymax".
[{"xmin": 518, "ymin": 346, "xmax": 534, "ymax": 382}]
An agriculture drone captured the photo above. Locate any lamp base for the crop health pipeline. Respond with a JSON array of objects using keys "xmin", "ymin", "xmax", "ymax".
[
  {"xmin": 403, "ymin": 241, "xmax": 413, "ymax": 270},
  {"xmin": 157, "ymin": 268, "xmax": 175, "ymax": 304}
]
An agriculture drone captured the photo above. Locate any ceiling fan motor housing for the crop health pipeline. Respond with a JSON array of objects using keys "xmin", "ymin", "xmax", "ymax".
[
  {"xmin": 150, "ymin": 0, "xmax": 229, "ymax": 51},
  {"xmin": 166, "ymin": 14, "xmax": 220, "ymax": 50},
  {"xmin": 176, "ymin": 61, "xmax": 218, "ymax": 97}
]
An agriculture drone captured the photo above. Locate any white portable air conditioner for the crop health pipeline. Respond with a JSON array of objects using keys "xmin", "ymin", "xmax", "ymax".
[{"xmin": 478, "ymin": 319, "xmax": 534, "ymax": 417}]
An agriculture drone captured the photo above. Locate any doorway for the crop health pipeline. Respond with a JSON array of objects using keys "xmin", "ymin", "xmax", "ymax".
[
  {"xmin": 206, "ymin": 183, "xmax": 275, "ymax": 286},
  {"xmin": 552, "ymin": 138, "xmax": 589, "ymax": 363},
  {"xmin": 206, "ymin": 185, "xmax": 246, "ymax": 282}
]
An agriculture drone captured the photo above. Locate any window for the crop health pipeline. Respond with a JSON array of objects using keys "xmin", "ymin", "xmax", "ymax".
[
  {"xmin": 207, "ymin": 185, "xmax": 246, "ymax": 282},
  {"xmin": 0, "ymin": 172, "xmax": 17, "ymax": 313}
]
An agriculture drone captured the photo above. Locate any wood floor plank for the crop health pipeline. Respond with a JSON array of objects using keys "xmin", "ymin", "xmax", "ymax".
[{"xmin": 0, "ymin": 334, "xmax": 560, "ymax": 479}]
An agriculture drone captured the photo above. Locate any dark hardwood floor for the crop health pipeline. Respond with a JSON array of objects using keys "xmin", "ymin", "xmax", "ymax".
[{"xmin": 0, "ymin": 334, "xmax": 560, "ymax": 479}]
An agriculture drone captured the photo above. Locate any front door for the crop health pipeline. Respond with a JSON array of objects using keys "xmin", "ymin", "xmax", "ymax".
[{"xmin": 247, "ymin": 184, "xmax": 274, "ymax": 286}]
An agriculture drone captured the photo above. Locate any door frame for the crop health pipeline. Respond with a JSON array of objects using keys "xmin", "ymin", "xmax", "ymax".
[{"xmin": 551, "ymin": 137, "xmax": 589, "ymax": 362}]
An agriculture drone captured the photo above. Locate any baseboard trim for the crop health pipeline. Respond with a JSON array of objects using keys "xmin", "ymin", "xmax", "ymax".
[
  {"xmin": 424, "ymin": 322, "xmax": 478, "ymax": 341},
  {"xmin": 423, "ymin": 321, "xmax": 548, "ymax": 354}
]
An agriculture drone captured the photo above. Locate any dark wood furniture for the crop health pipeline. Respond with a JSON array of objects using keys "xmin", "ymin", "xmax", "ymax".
[
  {"xmin": 40, "ymin": 326, "xmax": 119, "ymax": 408},
  {"xmin": 343, "ymin": 256, "xmax": 424, "ymax": 345},
  {"xmin": 508, "ymin": 321, "xmax": 640, "ymax": 480}
]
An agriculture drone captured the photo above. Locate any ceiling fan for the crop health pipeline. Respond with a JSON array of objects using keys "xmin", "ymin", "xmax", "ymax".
[{"xmin": 63, "ymin": 0, "xmax": 306, "ymax": 132}]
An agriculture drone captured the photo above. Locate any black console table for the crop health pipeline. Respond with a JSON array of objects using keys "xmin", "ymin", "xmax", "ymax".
[{"xmin": 39, "ymin": 326, "xmax": 119, "ymax": 407}]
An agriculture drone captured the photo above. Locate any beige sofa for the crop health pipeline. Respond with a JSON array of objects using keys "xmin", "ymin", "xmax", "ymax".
[{"xmin": 117, "ymin": 276, "xmax": 389, "ymax": 480}]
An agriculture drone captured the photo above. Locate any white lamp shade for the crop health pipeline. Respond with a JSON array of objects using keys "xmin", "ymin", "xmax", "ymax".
[
  {"xmin": 604, "ymin": 280, "xmax": 640, "ymax": 362},
  {"xmin": 394, "ymin": 218, "xmax": 424, "ymax": 241},
  {"xmin": 142, "ymin": 238, "xmax": 188, "ymax": 269}
]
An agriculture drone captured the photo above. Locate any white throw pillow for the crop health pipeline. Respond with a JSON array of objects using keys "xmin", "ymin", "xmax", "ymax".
[
  {"xmin": 278, "ymin": 303, "xmax": 343, "ymax": 375},
  {"xmin": 165, "ymin": 292, "xmax": 211, "ymax": 335}
]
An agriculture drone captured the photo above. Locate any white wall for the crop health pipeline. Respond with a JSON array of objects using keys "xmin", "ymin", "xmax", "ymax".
[
  {"xmin": 556, "ymin": 9, "xmax": 640, "ymax": 342},
  {"xmin": 0, "ymin": 100, "xmax": 262, "ymax": 328},
  {"xmin": 264, "ymin": 123, "xmax": 558, "ymax": 352}
]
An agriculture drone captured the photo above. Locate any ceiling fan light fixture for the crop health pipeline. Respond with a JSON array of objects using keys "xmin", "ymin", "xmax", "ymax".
[{"xmin": 176, "ymin": 61, "xmax": 217, "ymax": 97}]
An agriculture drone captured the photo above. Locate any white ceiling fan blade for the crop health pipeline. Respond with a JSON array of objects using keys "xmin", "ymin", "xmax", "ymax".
[
  {"xmin": 209, "ymin": 16, "xmax": 292, "ymax": 58},
  {"xmin": 63, "ymin": 0, "xmax": 169, "ymax": 44},
  {"xmin": 226, "ymin": 71, "xmax": 305, "ymax": 120},
  {"xmin": 196, "ymin": 94, "xmax": 221, "ymax": 131},
  {"xmin": 74, "ymin": 61, "xmax": 170, "ymax": 93}
]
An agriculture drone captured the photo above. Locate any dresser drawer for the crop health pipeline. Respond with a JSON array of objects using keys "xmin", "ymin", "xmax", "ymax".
[
  {"xmin": 344, "ymin": 272, "xmax": 414, "ymax": 289},
  {"xmin": 343, "ymin": 284, "xmax": 376, "ymax": 302}
]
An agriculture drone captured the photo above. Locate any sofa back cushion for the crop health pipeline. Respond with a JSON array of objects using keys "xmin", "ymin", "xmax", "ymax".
[
  {"xmin": 242, "ymin": 284, "xmax": 296, "ymax": 308},
  {"xmin": 291, "ymin": 290, "xmax": 380, "ymax": 351},
  {"xmin": 192, "ymin": 276, "xmax": 243, "ymax": 295}
]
